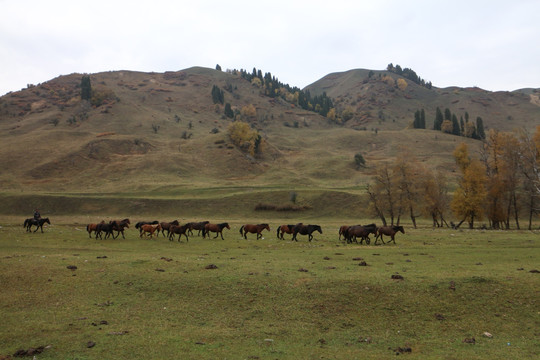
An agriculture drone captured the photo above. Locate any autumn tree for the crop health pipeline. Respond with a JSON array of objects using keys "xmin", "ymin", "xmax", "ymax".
[
  {"xmin": 517, "ymin": 126, "xmax": 540, "ymax": 229},
  {"xmin": 422, "ymin": 169, "xmax": 450, "ymax": 227},
  {"xmin": 393, "ymin": 153, "xmax": 424, "ymax": 228},
  {"xmin": 227, "ymin": 121, "xmax": 263, "ymax": 157},
  {"xmin": 451, "ymin": 143, "xmax": 487, "ymax": 228}
]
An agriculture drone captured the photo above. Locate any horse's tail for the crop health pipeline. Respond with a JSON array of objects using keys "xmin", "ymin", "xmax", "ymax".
[
  {"xmin": 239, "ymin": 225, "xmax": 244, "ymax": 235},
  {"xmin": 23, "ymin": 219, "xmax": 28, "ymax": 227},
  {"xmin": 276, "ymin": 226, "xmax": 281, "ymax": 238}
]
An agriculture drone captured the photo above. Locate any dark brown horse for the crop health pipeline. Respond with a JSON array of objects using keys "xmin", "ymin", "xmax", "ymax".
[
  {"xmin": 96, "ymin": 221, "xmax": 117, "ymax": 239},
  {"xmin": 135, "ymin": 221, "xmax": 159, "ymax": 236},
  {"xmin": 86, "ymin": 220, "xmax": 105, "ymax": 238},
  {"xmin": 345, "ymin": 224, "xmax": 377, "ymax": 244},
  {"xmin": 159, "ymin": 220, "xmax": 179, "ymax": 238},
  {"xmin": 186, "ymin": 221, "xmax": 209, "ymax": 236},
  {"xmin": 203, "ymin": 222, "xmax": 230, "ymax": 240},
  {"xmin": 292, "ymin": 224, "xmax": 322, "ymax": 242},
  {"xmin": 240, "ymin": 223, "xmax": 270, "ymax": 240},
  {"xmin": 276, "ymin": 224, "xmax": 298, "ymax": 240},
  {"xmin": 111, "ymin": 218, "xmax": 130, "ymax": 239},
  {"xmin": 23, "ymin": 217, "xmax": 50, "ymax": 233},
  {"xmin": 168, "ymin": 224, "xmax": 190, "ymax": 242},
  {"xmin": 375, "ymin": 225, "xmax": 404, "ymax": 244},
  {"xmin": 338, "ymin": 225, "xmax": 353, "ymax": 241}
]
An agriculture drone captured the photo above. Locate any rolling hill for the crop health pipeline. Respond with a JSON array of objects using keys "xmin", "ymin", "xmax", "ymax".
[{"xmin": 0, "ymin": 66, "xmax": 538, "ymax": 217}]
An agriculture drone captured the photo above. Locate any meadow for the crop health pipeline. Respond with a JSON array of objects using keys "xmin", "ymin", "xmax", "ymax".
[{"xmin": 0, "ymin": 220, "xmax": 538, "ymax": 359}]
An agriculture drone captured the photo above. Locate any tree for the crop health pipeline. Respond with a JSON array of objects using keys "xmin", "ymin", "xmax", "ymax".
[
  {"xmin": 451, "ymin": 114, "xmax": 460, "ymax": 136},
  {"xmin": 422, "ymin": 169, "xmax": 449, "ymax": 227},
  {"xmin": 397, "ymin": 78, "xmax": 408, "ymax": 91},
  {"xmin": 354, "ymin": 153, "xmax": 366, "ymax": 169},
  {"xmin": 476, "ymin": 117, "xmax": 486, "ymax": 139},
  {"xmin": 393, "ymin": 153, "xmax": 423, "ymax": 228},
  {"xmin": 227, "ymin": 121, "xmax": 263, "ymax": 157},
  {"xmin": 451, "ymin": 143, "xmax": 487, "ymax": 228},
  {"xmin": 434, "ymin": 107, "xmax": 443, "ymax": 130},
  {"xmin": 420, "ymin": 109, "xmax": 426, "ymax": 129},
  {"xmin": 211, "ymin": 85, "xmax": 224, "ymax": 104},
  {"xmin": 444, "ymin": 108, "xmax": 452, "ymax": 121},
  {"xmin": 81, "ymin": 75, "xmax": 92, "ymax": 100},
  {"xmin": 215, "ymin": 64, "xmax": 222, "ymax": 71},
  {"xmin": 224, "ymin": 103, "xmax": 234, "ymax": 118}
]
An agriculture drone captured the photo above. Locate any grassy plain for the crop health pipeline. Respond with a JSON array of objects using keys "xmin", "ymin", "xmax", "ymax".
[{"xmin": 0, "ymin": 221, "xmax": 538, "ymax": 359}]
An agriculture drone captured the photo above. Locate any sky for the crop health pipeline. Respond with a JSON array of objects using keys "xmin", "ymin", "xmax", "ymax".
[{"xmin": 1, "ymin": 0, "xmax": 539, "ymax": 96}]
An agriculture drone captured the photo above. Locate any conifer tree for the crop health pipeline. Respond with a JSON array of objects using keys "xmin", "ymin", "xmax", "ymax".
[
  {"xmin": 81, "ymin": 75, "xmax": 92, "ymax": 100},
  {"xmin": 476, "ymin": 117, "xmax": 486, "ymax": 139},
  {"xmin": 434, "ymin": 107, "xmax": 443, "ymax": 130},
  {"xmin": 224, "ymin": 103, "xmax": 234, "ymax": 118},
  {"xmin": 420, "ymin": 109, "xmax": 426, "ymax": 129}
]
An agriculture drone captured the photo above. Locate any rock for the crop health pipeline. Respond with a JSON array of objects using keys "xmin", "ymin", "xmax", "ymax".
[
  {"xmin": 462, "ymin": 337, "xmax": 476, "ymax": 344},
  {"xmin": 205, "ymin": 264, "xmax": 218, "ymax": 269},
  {"xmin": 66, "ymin": 265, "xmax": 77, "ymax": 270},
  {"xmin": 298, "ymin": 268, "xmax": 308, "ymax": 272},
  {"xmin": 391, "ymin": 274, "xmax": 404, "ymax": 280},
  {"xmin": 87, "ymin": 341, "xmax": 96, "ymax": 348},
  {"xmin": 483, "ymin": 332, "xmax": 493, "ymax": 338}
]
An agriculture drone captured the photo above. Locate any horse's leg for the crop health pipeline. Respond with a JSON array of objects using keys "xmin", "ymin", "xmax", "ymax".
[{"xmin": 219, "ymin": 231, "xmax": 224, "ymax": 240}]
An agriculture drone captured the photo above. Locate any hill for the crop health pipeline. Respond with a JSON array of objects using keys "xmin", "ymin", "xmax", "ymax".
[{"xmin": 0, "ymin": 66, "xmax": 538, "ymax": 217}]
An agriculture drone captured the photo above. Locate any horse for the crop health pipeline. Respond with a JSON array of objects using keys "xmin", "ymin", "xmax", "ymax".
[
  {"xmin": 240, "ymin": 223, "xmax": 270, "ymax": 240},
  {"xmin": 292, "ymin": 224, "xmax": 322, "ymax": 242},
  {"xmin": 86, "ymin": 221, "xmax": 105, "ymax": 238},
  {"xmin": 375, "ymin": 225, "xmax": 405, "ymax": 244},
  {"xmin": 135, "ymin": 221, "xmax": 159, "ymax": 236},
  {"xmin": 95, "ymin": 221, "xmax": 117, "ymax": 239},
  {"xmin": 276, "ymin": 224, "xmax": 298, "ymax": 240},
  {"xmin": 345, "ymin": 224, "xmax": 378, "ymax": 244},
  {"xmin": 168, "ymin": 224, "xmax": 190, "ymax": 242},
  {"xmin": 159, "ymin": 220, "xmax": 180, "ymax": 238},
  {"xmin": 203, "ymin": 222, "xmax": 230, "ymax": 240},
  {"xmin": 23, "ymin": 217, "xmax": 50, "ymax": 233},
  {"xmin": 111, "ymin": 219, "xmax": 130, "ymax": 239},
  {"xmin": 186, "ymin": 221, "xmax": 209, "ymax": 236},
  {"xmin": 139, "ymin": 223, "xmax": 161, "ymax": 238},
  {"xmin": 338, "ymin": 225, "xmax": 352, "ymax": 241}
]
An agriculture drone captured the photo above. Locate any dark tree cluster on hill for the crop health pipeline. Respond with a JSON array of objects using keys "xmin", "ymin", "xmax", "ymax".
[
  {"xmin": 433, "ymin": 106, "xmax": 485, "ymax": 140},
  {"xmin": 80, "ymin": 75, "xmax": 92, "ymax": 100},
  {"xmin": 232, "ymin": 67, "xmax": 335, "ymax": 118},
  {"xmin": 412, "ymin": 109, "xmax": 426, "ymax": 129},
  {"xmin": 387, "ymin": 63, "xmax": 432, "ymax": 89}
]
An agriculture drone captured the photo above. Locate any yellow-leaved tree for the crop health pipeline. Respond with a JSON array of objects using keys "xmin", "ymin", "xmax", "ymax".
[
  {"xmin": 227, "ymin": 121, "xmax": 263, "ymax": 157},
  {"xmin": 451, "ymin": 143, "xmax": 487, "ymax": 228}
]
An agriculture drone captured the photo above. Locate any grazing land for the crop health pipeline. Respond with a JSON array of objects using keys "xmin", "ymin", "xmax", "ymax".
[{"xmin": 1, "ymin": 221, "xmax": 538, "ymax": 359}]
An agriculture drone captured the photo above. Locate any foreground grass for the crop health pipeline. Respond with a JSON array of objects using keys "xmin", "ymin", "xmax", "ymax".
[{"xmin": 0, "ymin": 222, "xmax": 538, "ymax": 359}]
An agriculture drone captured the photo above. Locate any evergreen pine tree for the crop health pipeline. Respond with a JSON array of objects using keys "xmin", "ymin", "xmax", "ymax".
[
  {"xmin": 81, "ymin": 75, "xmax": 92, "ymax": 100},
  {"xmin": 434, "ymin": 107, "xmax": 443, "ymax": 130},
  {"xmin": 476, "ymin": 117, "xmax": 486, "ymax": 139},
  {"xmin": 444, "ymin": 108, "xmax": 452, "ymax": 121},
  {"xmin": 224, "ymin": 103, "xmax": 234, "ymax": 118},
  {"xmin": 413, "ymin": 110, "xmax": 421, "ymax": 128},
  {"xmin": 452, "ymin": 114, "xmax": 460, "ymax": 135},
  {"xmin": 420, "ymin": 108, "xmax": 426, "ymax": 129}
]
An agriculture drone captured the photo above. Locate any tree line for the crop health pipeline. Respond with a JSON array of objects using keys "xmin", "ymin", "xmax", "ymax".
[
  {"xmin": 412, "ymin": 107, "xmax": 486, "ymax": 140},
  {"xmin": 367, "ymin": 126, "xmax": 540, "ymax": 230}
]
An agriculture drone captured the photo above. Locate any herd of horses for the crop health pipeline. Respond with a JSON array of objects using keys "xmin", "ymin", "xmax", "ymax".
[{"xmin": 24, "ymin": 217, "xmax": 405, "ymax": 244}]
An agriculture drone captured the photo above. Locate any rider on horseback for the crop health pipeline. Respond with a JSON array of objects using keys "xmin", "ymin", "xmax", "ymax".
[{"xmin": 33, "ymin": 209, "xmax": 41, "ymax": 221}]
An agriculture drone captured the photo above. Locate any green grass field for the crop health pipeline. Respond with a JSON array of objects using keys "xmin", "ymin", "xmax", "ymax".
[{"xmin": 1, "ymin": 221, "xmax": 538, "ymax": 359}]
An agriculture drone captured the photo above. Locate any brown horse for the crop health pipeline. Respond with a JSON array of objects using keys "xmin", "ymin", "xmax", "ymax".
[
  {"xmin": 86, "ymin": 221, "xmax": 105, "ymax": 238},
  {"xmin": 338, "ymin": 225, "xmax": 353, "ymax": 241},
  {"xmin": 140, "ymin": 224, "xmax": 161, "ymax": 238},
  {"xmin": 375, "ymin": 225, "xmax": 404, "ymax": 244},
  {"xmin": 96, "ymin": 221, "xmax": 117, "ymax": 239},
  {"xmin": 159, "ymin": 220, "xmax": 180, "ymax": 238},
  {"xmin": 203, "ymin": 222, "xmax": 230, "ymax": 240},
  {"xmin": 292, "ymin": 224, "xmax": 322, "ymax": 242},
  {"xmin": 276, "ymin": 224, "xmax": 298, "ymax": 240},
  {"xmin": 345, "ymin": 224, "xmax": 377, "ymax": 244},
  {"xmin": 168, "ymin": 224, "xmax": 190, "ymax": 242},
  {"xmin": 111, "ymin": 218, "xmax": 130, "ymax": 239},
  {"xmin": 186, "ymin": 221, "xmax": 209, "ymax": 236},
  {"xmin": 240, "ymin": 223, "xmax": 270, "ymax": 240}
]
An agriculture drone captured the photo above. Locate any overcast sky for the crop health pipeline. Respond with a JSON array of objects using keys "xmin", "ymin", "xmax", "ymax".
[{"xmin": 1, "ymin": 0, "xmax": 539, "ymax": 96}]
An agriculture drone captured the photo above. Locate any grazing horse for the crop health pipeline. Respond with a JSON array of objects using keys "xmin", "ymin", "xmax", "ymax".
[
  {"xmin": 86, "ymin": 220, "xmax": 105, "ymax": 238},
  {"xmin": 240, "ymin": 223, "xmax": 270, "ymax": 240},
  {"xmin": 24, "ymin": 217, "xmax": 51, "ymax": 233},
  {"xmin": 159, "ymin": 220, "xmax": 180, "ymax": 238},
  {"xmin": 186, "ymin": 221, "xmax": 209, "ymax": 236},
  {"xmin": 168, "ymin": 224, "xmax": 190, "ymax": 242},
  {"xmin": 203, "ymin": 222, "xmax": 230, "ymax": 240},
  {"xmin": 345, "ymin": 224, "xmax": 378, "ymax": 244},
  {"xmin": 292, "ymin": 224, "xmax": 322, "ymax": 242},
  {"xmin": 375, "ymin": 225, "xmax": 405, "ymax": 244},
  {"xmin": 276, "ymin": 224, "xmax": 298, "ymax": 240},
  {"xmin": 139, "ymin": 224, "xmax": 161, "ymax": 238}
]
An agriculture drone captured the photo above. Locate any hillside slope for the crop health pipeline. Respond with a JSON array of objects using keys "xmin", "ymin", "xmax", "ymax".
[{"xmin": 0, "ymin": 66, "xmax": 538, "ymax": 217}]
